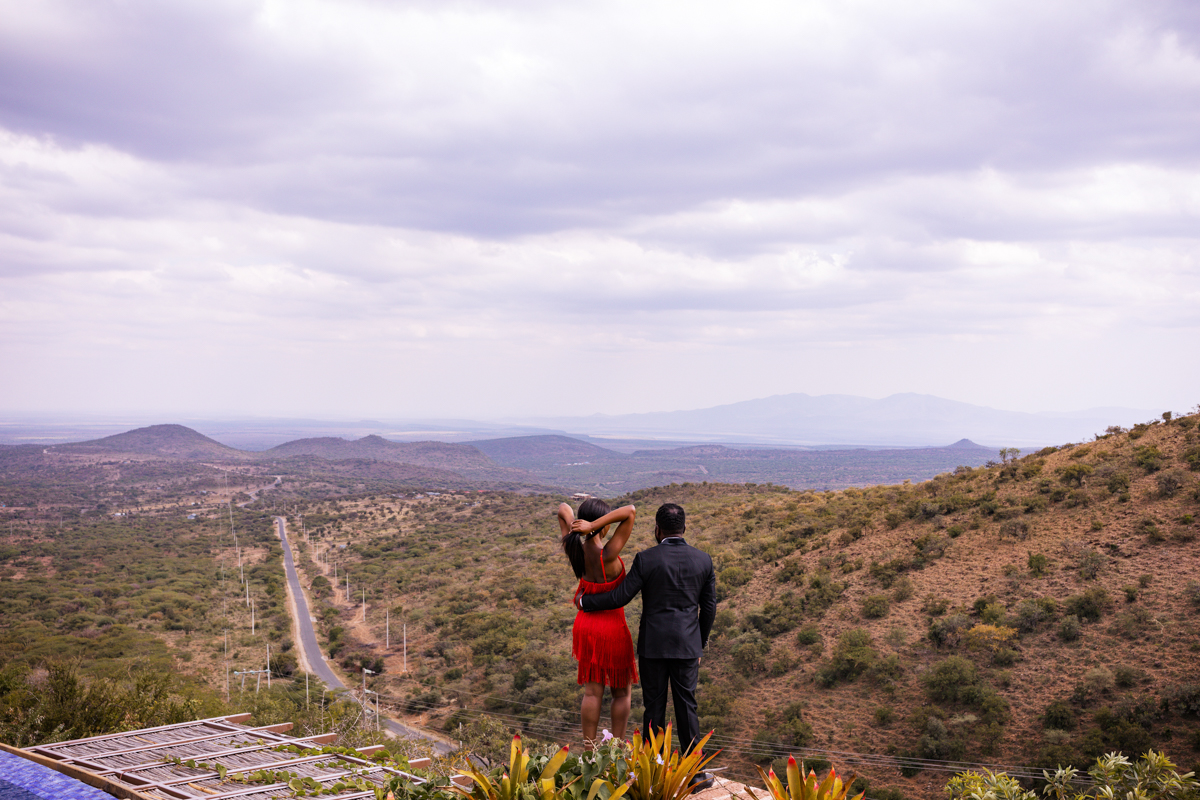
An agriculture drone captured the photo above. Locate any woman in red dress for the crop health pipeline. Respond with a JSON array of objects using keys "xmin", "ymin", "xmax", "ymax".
[{"xmin": 557, "ymin": 498, "xmax": 638, "ymax": 744}]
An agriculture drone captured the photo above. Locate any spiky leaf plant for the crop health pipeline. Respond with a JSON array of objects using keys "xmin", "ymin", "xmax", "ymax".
[{"xmin": 749, "ymin": 756, "xmax": 864, "ymax": 800}]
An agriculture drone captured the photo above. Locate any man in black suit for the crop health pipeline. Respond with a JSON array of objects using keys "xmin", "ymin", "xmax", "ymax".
[{"xmin": 576, "ymin": 503, "xmax": 717, "ymax": 758}]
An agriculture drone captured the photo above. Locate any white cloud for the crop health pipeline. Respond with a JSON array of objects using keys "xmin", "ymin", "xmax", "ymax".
[{"xmin": 0, "ymin": 0, "xmax": 1198, "ymax": 419}]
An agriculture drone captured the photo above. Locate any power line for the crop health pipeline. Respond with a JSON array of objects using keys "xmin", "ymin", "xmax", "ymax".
[{"xmin": 371, "ymin": 690, "xmax": 1059, "ymax": 782}]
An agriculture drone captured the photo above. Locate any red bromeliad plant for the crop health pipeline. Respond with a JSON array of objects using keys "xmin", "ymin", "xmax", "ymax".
[
  {"xmin": 748, "ymin": 756, "xmax": 864, "ymax": 800},
  {"xmin": 623, "ymin": 724, "xmax": 717, "ymax": 800},
  {"xmin": 452, "ymin": 733, "xmax": 578, "ymax": 800}
]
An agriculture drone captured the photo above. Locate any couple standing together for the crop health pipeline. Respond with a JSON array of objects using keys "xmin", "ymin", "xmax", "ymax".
[{"xmin": 557, "ymin": 499, "xmax": 717, "ymax": 759}]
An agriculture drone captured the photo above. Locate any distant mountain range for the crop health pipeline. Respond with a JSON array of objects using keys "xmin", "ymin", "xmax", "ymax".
[
  {"xmin": 519, "ymin": 392, "xmax": 1161, "ymax": 448},
  {"xmin": 13, "ymin": 423, "xmax": 1010, "ymax": 495},
  {"xmin": 469, "ymin": 434, "xmax": 999, "ymax": 493}
]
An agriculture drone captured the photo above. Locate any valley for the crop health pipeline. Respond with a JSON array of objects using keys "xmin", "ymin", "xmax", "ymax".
[{"xmin": 1, "ymin": 412, "xmax": 1198, "ymax": 799}]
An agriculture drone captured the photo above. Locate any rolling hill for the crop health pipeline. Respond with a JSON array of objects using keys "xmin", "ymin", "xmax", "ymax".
[{"xmin": 57, "ymin": 423, "xmax": 248, "ymax": 460}]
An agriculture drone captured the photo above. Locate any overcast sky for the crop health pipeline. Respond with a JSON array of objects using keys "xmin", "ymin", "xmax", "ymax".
[{"xmin": 1, "ymin": 0, "xmax": 1197, "ymax": 421}]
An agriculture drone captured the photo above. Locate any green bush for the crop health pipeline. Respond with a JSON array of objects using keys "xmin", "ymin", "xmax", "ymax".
[
  {"xmin": 1057, "ymin": 463, "xmax": 1094, "ymax": 487},
  {"xmin": 862, "ymin": 594, "xmax": 891, "ymax": 619},
  {"xmin": 1028, "ymin": 552, "xmax": 1050, "ymax": 576},
  {"xmin": 1042, "ymin": 699, "xmax": 1076, "ymax": 730},
  {"xmin": 815, "ymin": 628, "xmax": 878, "ymax": 687},
  {"xmin": 1012, "ymin": 598, "xmax": 1050, "ymax": 633},
  {"xmin": 719, "ymin": 566, "xmax": 752, "ymax": 587},
  {"xmin": 1059, "ymin": 615, "xmax": 1082, "ymax": 641},
  {"xmin": 1135, "ymin": 445, "xmax": 1165, "ymax": 471},
  {"xmin": 1077, "ymin": 549, "xmax": 1107, "ymax": 580},
  {"xmin": 1065, "ymin": 587, "xmax": 1110, "ymax": 621},
  {"xmin": 923, "ymin": 595, "xmax": 950, "ymax": 616},
  {"xmin": 729, "ymin": 632, "xmax": 771, "ymax": 676},
  {"xmin": 1157, "ymin": 469, "xmax": 1189, "ymax": 498},
  {"xmin": 795, "ymin": 624, "xmax": 822, "ymax": 646},
  {"xmin": 928, "ymin": 614, "xmax": 971, "ymax": 648},
  {"xmin": 921, "ymin": 655, "xmax": 980, "ymax": 703}
]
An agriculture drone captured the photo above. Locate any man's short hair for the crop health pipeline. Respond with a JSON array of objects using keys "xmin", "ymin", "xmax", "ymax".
[{"xmin": 656, "ymin": 503, "xmax": 685, "ymax": 536}]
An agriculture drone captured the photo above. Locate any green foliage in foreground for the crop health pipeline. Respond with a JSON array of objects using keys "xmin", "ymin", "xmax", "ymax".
[
  {"xmin": 948, "ymin": 751, "xmax": 1199, "ymax": 800},
  {"xmin": 0, "ymin": 661, "xmax": 222, "ymax": 747}
]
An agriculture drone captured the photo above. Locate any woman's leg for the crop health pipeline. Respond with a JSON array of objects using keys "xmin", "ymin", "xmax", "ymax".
[
  {"xmin": 581, "ymin": 682, "xmax": 604, "ymax": 743},
  {"xmin": 610, "ymin": 685, "xmax": 632, "ymax": 740}
]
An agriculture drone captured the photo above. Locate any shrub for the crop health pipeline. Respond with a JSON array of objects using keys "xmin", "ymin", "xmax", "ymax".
[
  {"xmin": 891, "ymin": 576, "xmax": 914, "ymax": 602},
  {"xmin": 1058, "ymin": 615, "xmax": 1082, "ymax": 641},
  {"xmin": 1114, "ymin": 665, "xmax": 1147, "ymax": 688},
  {"xmin": 1122, "ymin": 585, "xmax": 1140, "ymax": 602},
  {"xmin": 918, "ymin": 717, "xmax": 965, "ymax": 761},
  {"xmin": 999, "ymin": 519, "xmax": 1029, "ymax": 539},
  {"xmin": 922, "ymin": 655, "xmax": 980, "ymax": 703},
  {"xmin": 873, "ymin": 706, "xmax": 895, "ymax": 726},
  {"xmin": 1157, "ymin": 469, "xmax": 1188, "ymax": 498},
  {"xmin": 1043, "ymin": 700, "xmax": 1076, "ymax": 730},
  {"xmin": 1073, "ymin": 666, "xmax": 1115, "ymax": 702},
  {"xmin": 712, "ymin": 608, "xmax": 738, "ymax": 635},
  {"xmin": 1112, "ymin": 607, "xmax": 1153, "ymax": 639},
  {"xmin": 923, "ymin": 595, "xmax": 950, "ymax": 616},
  {"xmin": 1027, "ymin": 552, "xmax": 1050, "ymax": 576},
  {"xmin": 775, "ymin": 559, "xmax": 806, "ymax": 585},
  {"xmin": 730, "ymin": 632, "xmax": 771, "ymax": 676},
  {"xmin": 757, "ymin": 701, "xmax": 814, "ymax": 750},
  {"xmin": 1057, "ymin": 463, "xmax": 1094, "ymax": 487},
  {"xmin": 720, "ymin": 566, "xmax": 752, "ymax": 587},
  {"xmin": 1186, "ymin": 581, "xmax": 1200, "ymax": 610},
  {"xmin": 1065, "ymin": 587, "xmax": 1110, "ymax": 621},
  {"xmin": 1168, "ymin": 684, "xmax": 1200, "ymax": 718},
  {"xmin": 1141, "ymin": 516, "xmax": 1165, "ymax": 541},
  {"xmin": 746, "ymin": 596, "xmax": 803, "ymax": 636},
  {"xmin": 1183, "ymin": 446, "xmax": 1200, "ymax": 472},
  {"xmin": 966, "ymin": 624, "xmax": 1017, "ymax": 653},
  {"xmin": 1012, "ymin": 599, "xmax": 1049, "ymax": 633},
  {"xmin": 815, "ymin": 628, "xmax": 878, "ymax": 687},
  {"xmin": 795, "ymin": 624, "xmax": 821, "ymax": 646},
  {"xmin": 1106, "ymin": 472, "xmax": 1131, "ymax": 495},
  {"xmin": 862, "ymin": 594, "xmax": 891, "ymax": 619},
  {"xmin": 1077, "ymin": 549, "xmax": 1107, "ymax": 580},
  {"xmin": 928, "ymin": 614, "xmax": 972, "ymax": 648},
  {"xmin": 1134, "ymin": 445, "xmax": 1165, "ymax": 471}
]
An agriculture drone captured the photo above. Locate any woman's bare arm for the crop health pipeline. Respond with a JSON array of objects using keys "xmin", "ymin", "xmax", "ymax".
[
  {"xmin": 557, "ymin": 503, "xmax": 575, "ymax": 539},
  {"xmin": 572, "ymin": 505, "xmax": 637, "ymax": 569}
]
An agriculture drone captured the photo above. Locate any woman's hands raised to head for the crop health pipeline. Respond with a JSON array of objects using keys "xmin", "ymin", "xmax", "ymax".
[{"xmin": 571, "ymin": 518, "xmax": 600, "ymax": 535}]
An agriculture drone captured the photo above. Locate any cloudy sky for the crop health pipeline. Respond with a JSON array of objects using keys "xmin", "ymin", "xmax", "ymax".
[{"xmin": 1, "ymin": 0, "xmax": 1197, "ymax": 421}]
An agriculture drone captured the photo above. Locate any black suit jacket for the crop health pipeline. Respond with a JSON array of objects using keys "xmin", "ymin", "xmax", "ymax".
[{"xmin": 580, "ymin": 538, "xmax": 716, "ymax": 659}]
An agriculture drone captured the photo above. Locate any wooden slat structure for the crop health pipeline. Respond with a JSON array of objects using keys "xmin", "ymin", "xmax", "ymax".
[{"xmin": 21, "ymin": 713, "xmax": 431, "ymax": 800}]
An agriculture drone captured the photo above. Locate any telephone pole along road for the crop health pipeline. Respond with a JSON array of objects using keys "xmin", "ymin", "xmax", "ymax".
[{"xmin": 274, "ymin": 517, "xmax": 454, "ymax": 753}]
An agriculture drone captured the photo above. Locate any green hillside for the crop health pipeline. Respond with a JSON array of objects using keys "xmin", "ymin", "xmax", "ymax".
[{"xmin": 287, "ymin": 411, "xmax": 1200, "ymax": 797}]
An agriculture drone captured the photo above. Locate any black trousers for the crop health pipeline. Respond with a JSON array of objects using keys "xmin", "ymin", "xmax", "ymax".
[{"xmin": 639, "ymin": 656, "xmax": 701, "ymax": 755}]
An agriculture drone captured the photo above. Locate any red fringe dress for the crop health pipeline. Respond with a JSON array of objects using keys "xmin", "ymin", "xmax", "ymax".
[{"xmin": 572, "ymin": 557, "xmax": 639, "ymax": 688}]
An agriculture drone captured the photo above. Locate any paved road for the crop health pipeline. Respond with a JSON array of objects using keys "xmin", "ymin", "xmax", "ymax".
[{"xmin": 274, "ymin": 517, "xmax": 453, "ymax": 752}]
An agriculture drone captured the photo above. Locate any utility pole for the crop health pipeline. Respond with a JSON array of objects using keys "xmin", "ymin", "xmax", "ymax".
[
  {"xmin": 266, "ymin": 642, "xmax": 271, "ymax": 689},
  {"xmin": 362, "ymin": 667, "xmax": 376, "ymax": 722},
  {"xmin": 362, "ymin": 588, "xmax": 366, "ymax": 622},
  {"xmin": 251, "ymin": 600, "xmax": 255, "ymax": 635}
]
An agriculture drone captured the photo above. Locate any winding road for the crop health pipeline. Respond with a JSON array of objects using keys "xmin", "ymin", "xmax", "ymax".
[{"xmin": 274, "ymin": 517, "xmax": 454, "ymax": 753}]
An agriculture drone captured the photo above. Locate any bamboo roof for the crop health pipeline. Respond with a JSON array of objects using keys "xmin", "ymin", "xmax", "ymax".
[{"xmin": 18, "ymin": 713, "xmax": 427, "ymax": 800}]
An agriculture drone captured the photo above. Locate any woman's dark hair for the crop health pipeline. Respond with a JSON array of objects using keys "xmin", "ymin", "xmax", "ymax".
[{"xmin": 562, "ymin": 498, "xmax": 611, "ymax": 579}]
